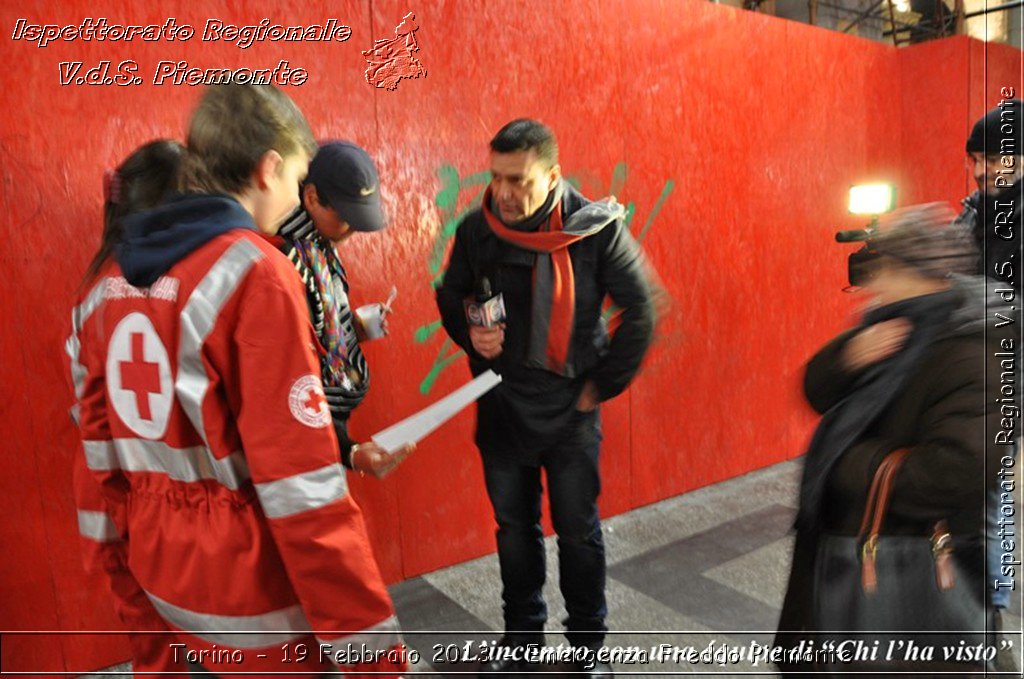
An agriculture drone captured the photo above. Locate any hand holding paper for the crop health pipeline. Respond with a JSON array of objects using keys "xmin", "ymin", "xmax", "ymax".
[{"xmin": 352, "ymin": 440, "xmax": 415, "ymax": 478}]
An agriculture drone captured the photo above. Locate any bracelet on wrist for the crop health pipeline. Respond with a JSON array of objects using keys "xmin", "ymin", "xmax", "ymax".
[{"xmin": 350, "ymin": 443, "xmax": 365, "ymax": 478}]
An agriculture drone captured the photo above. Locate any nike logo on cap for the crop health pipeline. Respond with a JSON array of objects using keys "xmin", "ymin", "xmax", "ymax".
[{"xmin": 360, "ymin": 185, "xmax": 377, "ymax": 196}]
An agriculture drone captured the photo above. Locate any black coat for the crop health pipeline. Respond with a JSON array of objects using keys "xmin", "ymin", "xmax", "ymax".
[
  {"xmin": 954, "ymin": 179, "xmax": 1022, "ymax": 291},
  {"xmin": 776, "ymin": 279, "xmax": 1014, "ymax": 675},
  {"xmin": 435, "ymin": 185, "xmax": 655, "ymax": 459}
]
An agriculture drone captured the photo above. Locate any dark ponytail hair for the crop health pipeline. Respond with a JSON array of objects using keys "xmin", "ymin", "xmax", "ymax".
[{"xmin": 82, "ymin": 139, "xmax": 185, "ymax": 283}]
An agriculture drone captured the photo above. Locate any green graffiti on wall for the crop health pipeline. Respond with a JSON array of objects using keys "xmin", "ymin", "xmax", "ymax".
[{"xmin": 414, "ymin": 162, "xmax": 674, "ymax": 395}]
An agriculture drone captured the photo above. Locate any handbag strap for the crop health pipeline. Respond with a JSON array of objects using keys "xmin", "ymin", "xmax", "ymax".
[
  {"xmin": 868, "ymin": 448, "xmax": 911, "ymax": 539},
  {"xmin": 859, "ymin": 448, "xmax": 911, "ymax": 594},
  {"xmin": 932, "ymin": 519, "xmax": 955, "ymax": 591},
  {"xmin": 857, "ymin": 448, "xmax": 911, "ymax": 540}
]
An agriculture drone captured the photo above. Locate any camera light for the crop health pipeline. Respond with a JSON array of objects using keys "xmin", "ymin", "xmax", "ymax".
[{"xmin": 848, "ymin": 183, "xmax": 895, "ymax": 216}]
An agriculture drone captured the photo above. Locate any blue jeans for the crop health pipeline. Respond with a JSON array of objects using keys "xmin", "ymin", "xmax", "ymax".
[{"xmin": 481, "ymin": 409, "xmax": 607, "ymax": 650}]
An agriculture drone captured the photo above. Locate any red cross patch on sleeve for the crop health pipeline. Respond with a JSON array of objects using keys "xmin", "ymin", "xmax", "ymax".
[{"xmin": 287, "ymin": 375, "xmax": 331, "ymax": 429}]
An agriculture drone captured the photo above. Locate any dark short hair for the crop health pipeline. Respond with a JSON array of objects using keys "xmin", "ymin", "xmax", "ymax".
[{"xmin": 490, "ymin": 119, "xmax": 558, "ymax": 169}]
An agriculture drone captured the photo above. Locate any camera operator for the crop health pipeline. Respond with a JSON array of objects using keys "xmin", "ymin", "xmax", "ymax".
[
  {"xmin": 953, "ymin": 99, "xmax": 1022, "ymax": 622},
  {"xmin": 955, "ymin": 98, "xmax": 1021, "ymax": 291}
]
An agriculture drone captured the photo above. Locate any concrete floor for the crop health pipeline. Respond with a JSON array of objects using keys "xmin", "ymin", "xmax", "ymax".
[{"xmin": 84, "ymin": 459, "xmax": 1023, "ymax": 677}]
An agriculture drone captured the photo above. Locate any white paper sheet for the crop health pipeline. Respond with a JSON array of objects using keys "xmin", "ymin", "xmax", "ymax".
[{"xmin": 371, "ymin": 370, "xmax": 502, "ymax": 453}]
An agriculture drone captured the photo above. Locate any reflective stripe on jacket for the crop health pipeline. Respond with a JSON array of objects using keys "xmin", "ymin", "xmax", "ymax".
[{"xmin": 67, "ymin": 229, "xmax": 403, "ymax": 675}]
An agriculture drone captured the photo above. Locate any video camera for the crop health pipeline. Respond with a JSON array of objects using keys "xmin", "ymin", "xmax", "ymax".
[
  {"xmin": 836, "ymin": 183, "xmax": 894, "ymax": 288},
  {"xmin": 835, "ymin": 227, "xmax": 879, "ymax": 288}
]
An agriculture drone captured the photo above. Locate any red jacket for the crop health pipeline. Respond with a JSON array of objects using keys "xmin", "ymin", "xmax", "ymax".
[{"xmin": 67, "ymin": 228, "xmax": 405, "ymax": 676}]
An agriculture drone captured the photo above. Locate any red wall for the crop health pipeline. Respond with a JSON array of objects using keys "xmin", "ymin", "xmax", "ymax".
[
  {"xmin": 897, "ymin": 36, "xmax": 1023, "ymax": 206},
  {"xmin": 0, "ymin": 0, "xmax": 1019, "ymax": 672}
]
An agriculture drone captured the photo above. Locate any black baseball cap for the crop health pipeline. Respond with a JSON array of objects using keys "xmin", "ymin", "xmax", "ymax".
[{"xmin": 305, "ymin": 141, "xmax": 386, "ymax": 232}]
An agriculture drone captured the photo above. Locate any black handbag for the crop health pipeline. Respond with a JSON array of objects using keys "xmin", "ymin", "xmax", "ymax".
[{"xmin": 812, "ymin": 449, "xmax": 994, "ymax": 674}]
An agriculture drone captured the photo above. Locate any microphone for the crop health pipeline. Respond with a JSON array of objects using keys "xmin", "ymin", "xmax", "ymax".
[
  {"xmin": 476, "ymin": 277, "xmax": 493, "ymax": 304},
  {"xmin": 465, "ymin": 276, "xmax": 507, "ymax": 328},
  {"xmin": 835, "ymin": 229, "xmax": 873, "ymax": 243}
]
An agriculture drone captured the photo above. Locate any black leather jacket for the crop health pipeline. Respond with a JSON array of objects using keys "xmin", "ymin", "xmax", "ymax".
[
  {"xmin": 436, "ymin": 184, "xmax": 655, "ymax": 457},
  {"xmin": 953, "ymin": 180, "xmax": 1021, "ymax": 290}
]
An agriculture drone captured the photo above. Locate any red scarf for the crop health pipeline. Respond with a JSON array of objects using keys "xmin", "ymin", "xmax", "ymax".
[{"xmin": 482, "ymin": 187, "xmax": 587, "ymax": 373}]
